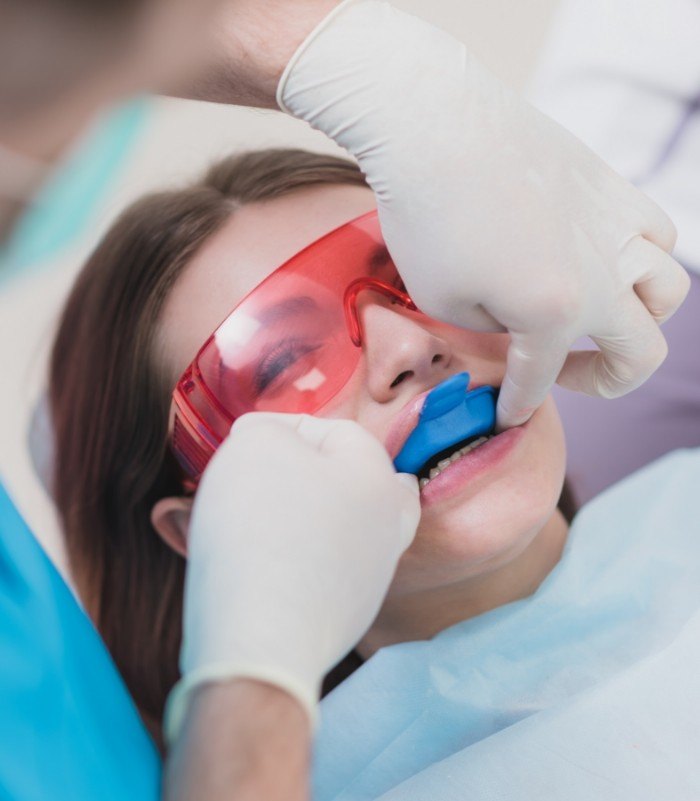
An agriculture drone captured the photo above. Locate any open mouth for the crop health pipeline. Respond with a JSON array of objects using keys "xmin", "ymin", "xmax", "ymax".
[
  {"xmin": 414, "ymin": 432, "xmax": 494, "ymax": 486},
  {"xmin": 391, "ymin": 371, "xmax": 499, "ymax": 489}
]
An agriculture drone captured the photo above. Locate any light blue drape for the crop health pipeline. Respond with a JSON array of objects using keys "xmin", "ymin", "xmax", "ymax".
[{"xmin": 314, "ymin": 449, "xmax": 700, "ymax": 800}]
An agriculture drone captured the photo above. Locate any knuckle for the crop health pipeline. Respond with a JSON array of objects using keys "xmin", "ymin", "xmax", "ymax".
[
  {"xmin": 673, "ymin": 264, "xmax": 692, "ymax": 303},
  {"xmin": 597, "ymin": 335, "xmax": 668, "ymax": 398},
  {"xmin": 540, "ymin": 285, "xmax": 585, "ymax": 328},
  {"xmin": 332, "ymin": 418, "xmax": 368, "ymax": 445},
  {"xmin": 594, "ymin": 372, "xmax": 624, "ymax": 400},
  {"xmin": 657, "ymin": 213, "xmax": 678, "ymax": 252},
  {"xmin": 639, "ymin": 192, "xmax": 678, "ymax": 251},
  {"xmin": 644, "ymin": 303, "xmax": 670, "ymax": 324},
  {"xmin": 595, "ymin": 356, "xmax": 634, "ymax": 398},
  {"xmin": 646, "ymin": 333, "xmax": 668, "ymax": 370}
]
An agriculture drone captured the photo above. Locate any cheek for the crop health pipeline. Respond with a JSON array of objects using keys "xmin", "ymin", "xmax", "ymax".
[
  {"xmin": 390, "ymin": 398, "xmax": 566, "ymax": 594},
  {"xmin": 315, "ymin": 362, "xmax": 384, "ymax": 433}
]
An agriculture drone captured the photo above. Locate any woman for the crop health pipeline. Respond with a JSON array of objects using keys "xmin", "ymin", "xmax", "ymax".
[
  {"xmin": 49, "ymin": 150, "xmax": 700, "ymax": 796},
  {"xmin": 49, "ymin": 148, "xmax": 571, "ymax": 736}
]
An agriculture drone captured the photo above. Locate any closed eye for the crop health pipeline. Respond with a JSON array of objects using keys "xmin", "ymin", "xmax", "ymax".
[{"xmin": 254, "ymin": 339, "xmax": 323, "ymax": 395}]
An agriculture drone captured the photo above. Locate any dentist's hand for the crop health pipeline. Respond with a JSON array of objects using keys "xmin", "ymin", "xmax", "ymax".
[
  {"xmin": 278, "ymin": 0, "xmax": 690, "ymax": 429},
  {"xmin": 165, "ymin": 413, "xmax": 419, "ymax": 741}
]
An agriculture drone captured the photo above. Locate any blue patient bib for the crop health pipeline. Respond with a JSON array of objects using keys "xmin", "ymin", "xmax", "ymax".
[{"xmin": 0, "ymin": 481, "xmax": 161, "ymax": 800}]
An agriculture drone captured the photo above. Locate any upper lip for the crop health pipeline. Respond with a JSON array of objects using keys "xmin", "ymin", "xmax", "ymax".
[
  {"xmin": 384, "ymin": 387, "xmax": 433, "ymax": 461},
  {"xmin": 384, "ymin": 376, "xmax": 490, "ymax": 461}
]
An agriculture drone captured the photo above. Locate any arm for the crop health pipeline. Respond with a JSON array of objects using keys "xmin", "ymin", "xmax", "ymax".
[
  {"xmin": 274, "ymin": 0, "xmax": 687, "ymax": 428},
  {"xmin": 175, "ymin": 0, "xmax": 688, "ymax": 428},
  {"xmin": 163, "ymin": 680, "xmax": 311, "ymax": 801},
  {"xmin": 161, "ymin": 415, "xmax": 419, "ymax": 801},
  {"xmin": 171, "ymin": 0, "xmax": 339, "ymax": 108}
]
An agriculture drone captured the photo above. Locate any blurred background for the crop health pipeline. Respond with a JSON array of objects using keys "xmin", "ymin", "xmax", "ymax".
[{"xmin": 1, "ymin": 0, "xmax": 561, "ymax": 575}]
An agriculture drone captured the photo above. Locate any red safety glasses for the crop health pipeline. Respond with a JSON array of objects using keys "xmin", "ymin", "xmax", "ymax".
[{"xmin": 170, "ymin": 210, "xmax": 418, "ymax": 485}]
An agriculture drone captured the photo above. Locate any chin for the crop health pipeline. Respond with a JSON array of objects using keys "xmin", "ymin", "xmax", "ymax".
[{"xmin": 391, "ymin": 401, "xmax": 566, "ymax": 594}]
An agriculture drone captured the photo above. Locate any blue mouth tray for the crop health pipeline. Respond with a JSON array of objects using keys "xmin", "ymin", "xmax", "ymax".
[{"xmin": 393, "ymin": 372, "xmax": 497, "ymax": 474}]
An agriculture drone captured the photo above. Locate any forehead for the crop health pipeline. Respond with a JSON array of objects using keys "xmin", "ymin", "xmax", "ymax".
[{"xmin": 158, "ymin": 183, "xmax": 375, "ymax": 382}]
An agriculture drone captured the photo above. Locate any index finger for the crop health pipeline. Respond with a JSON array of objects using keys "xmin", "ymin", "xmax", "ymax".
[
  {"xmin": 496, "ymin": 331, "xmax": 569, "ymax": 430},
  {"xmin": 233, "ymin": 412, "xmax": 355, "ymax": 449}
]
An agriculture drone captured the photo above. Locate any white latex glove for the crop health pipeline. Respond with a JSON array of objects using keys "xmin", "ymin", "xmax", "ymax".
[
  {"xmin": 165, "ymin": 412, "xmax": 419, "ymax": 741},
  {"xmin": 278, "ymin": 0, "xmax": 690, "ymax": 429}
]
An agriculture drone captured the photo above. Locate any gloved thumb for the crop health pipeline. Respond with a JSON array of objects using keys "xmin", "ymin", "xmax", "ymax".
[
  {"xmin": 393, "ymin": 472, "xmax": 421, "ymax": 549},
  {"xmin": 497, "ymin": 331, "xmax": 569, "ymax": 430}
]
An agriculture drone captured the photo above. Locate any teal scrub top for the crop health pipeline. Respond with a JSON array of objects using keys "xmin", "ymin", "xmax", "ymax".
[
  {"xmin": 0, "ymin": 99, "xmax": 148, "ymax": 285},
  {"xmin": 0, "ymin": 481, "xmax": 161, "ymax": 800}
]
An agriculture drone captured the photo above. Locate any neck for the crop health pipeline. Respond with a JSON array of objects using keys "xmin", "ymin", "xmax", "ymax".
[{"xmin": 358, "ymin": 510, "xmax": 569, "ymax": 658}]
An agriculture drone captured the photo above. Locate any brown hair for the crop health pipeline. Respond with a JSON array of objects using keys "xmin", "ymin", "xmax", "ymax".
[
  {"xmin": 49, "ymin": 149, "xmax": 369, "ymax": 745},
  {"xmin": 50, "ymin": 147, "xmax": 578, "ymax": 746}
]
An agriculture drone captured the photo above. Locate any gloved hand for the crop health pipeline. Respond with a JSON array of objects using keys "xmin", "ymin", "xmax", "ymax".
[
  {"xmin": 165, "ymin": 412, "xmax": 420, "ymax": 741},
  {"xmin": 278, "ymin": 0, "xmax": 690, "ymax": 429}
]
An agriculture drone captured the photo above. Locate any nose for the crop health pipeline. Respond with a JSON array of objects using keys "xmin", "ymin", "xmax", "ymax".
[{"xmin": 356, "ymin": 291, "xmax": 452, "ymax": 403}]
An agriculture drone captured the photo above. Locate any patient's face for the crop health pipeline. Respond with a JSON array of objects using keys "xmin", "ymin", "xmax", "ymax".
[{"xmin": 158, "ymin": 184, "xmax": 566, "ymax": 595}]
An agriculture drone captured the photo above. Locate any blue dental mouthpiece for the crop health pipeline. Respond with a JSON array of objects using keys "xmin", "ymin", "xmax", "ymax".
[{"xmin": 393, "ymin": 372, "xmax": 497, "ymax": 475}]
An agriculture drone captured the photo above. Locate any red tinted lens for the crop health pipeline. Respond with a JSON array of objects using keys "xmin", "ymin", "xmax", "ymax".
[
  {"xmin": 198, "ymin": 294, "xmax": 357, "ymax": 418},
  {"xmin": 171, "ymin": 211, "xmax": 401, "ymax": 481}
]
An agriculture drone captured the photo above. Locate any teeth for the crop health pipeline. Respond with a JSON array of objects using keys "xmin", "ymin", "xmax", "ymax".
[{"xmin": 419, "ymin": 435, "xmax": 493, "ymax": 491}]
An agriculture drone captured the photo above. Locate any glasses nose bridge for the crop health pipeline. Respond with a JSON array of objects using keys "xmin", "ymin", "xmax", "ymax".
[{"xmin": 343, "ymin": 277, "xmax": 416, "ymax": 347}]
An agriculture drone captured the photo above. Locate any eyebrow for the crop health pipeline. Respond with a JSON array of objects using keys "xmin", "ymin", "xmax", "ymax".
[{"xmin": 257, "ymin": 295, "xmax": 321, "ymax": 324}]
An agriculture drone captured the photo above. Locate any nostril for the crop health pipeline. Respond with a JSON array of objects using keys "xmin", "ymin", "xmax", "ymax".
[
  {"xmin": 390, "ymin": 370, "xmax": 413, "ymax": 389},
  {"xmin": 432, "ymin": 354, "xmax": 443, "ymax": 364}
]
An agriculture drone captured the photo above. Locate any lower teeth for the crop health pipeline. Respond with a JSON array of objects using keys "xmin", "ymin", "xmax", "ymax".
[{"xmin": 419, "ymin": 436, "xmax": 492, "ymax": 490}]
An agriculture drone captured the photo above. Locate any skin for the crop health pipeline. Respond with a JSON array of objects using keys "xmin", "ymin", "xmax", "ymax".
[
  {"xmin": 153, "ymin": 183, "xmax": 570, "ymax": 658},
  {"xmin": 1, "ymin": 0, "xmax": 221, "ymax": 162},
  {"xmin": 164, "ymin": 679, "xmax": 311, "ymax": 801},
  {"xmin": 0, "ymin": 0, "xmax": 340, "ymax": 242}
]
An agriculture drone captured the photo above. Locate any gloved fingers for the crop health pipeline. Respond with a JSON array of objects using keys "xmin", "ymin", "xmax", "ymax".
[
  {"xmin": 232, "ymin": 411, "xmax": 337, "ymax": 451},
  {"xmin": 408, "ymin": 292, "xmax": 507, "ymax": 333},
  {"xmin": 232, "ymin": 413, "xmax": 388, "ymax": 470},
  {"xmin": 225, "ymin": 413, "xmax": 402, "ymax": 487},
  {"xmin": 633, "ymin": 189, "xmax": 678, "ymax": 253},
  {"xmin": 303, "ymin": 416, "xmax": 394, "ymax": 468},
  {"xmin": 451, "ymin": 303, "xmax": 507, "ymax": 333},
  {"xmin": 231, "ymin": 410, "xmax": 306, "ymax": 434},
  {"xmin": 608, "ymin": 172, "xmax": 678, "ymax": 252},
  {"xmin": 224, "ymin": 412, "xmax": 312, "ymax": 458},
  {"xmin": 394, "ymin": 473, "xmax": 421, "ymax": 549},
  {"xmin": 239, "ymin": 414, "xmax": 419, "ymax": 548},
  {"xmin": 293, "ymin": 416, "xmax": 420, "ymax": 543},
  {"xmin": 557, "ymin": 300, "xmax": 668, "ymax": 398},
  {"xmin": 496, "ymin": 330, "xmax": 569, "ymax": 430},
  {"xmin": 290, "ymin": 413, "xmax": 349, "ymax": 451},
  {"xmin": 626, "ymin": 239, "xmax": 691, "ymax": 324},
  {"xmin": 395, "ymin": 472, "xmax": 420, "ymax": 496}
]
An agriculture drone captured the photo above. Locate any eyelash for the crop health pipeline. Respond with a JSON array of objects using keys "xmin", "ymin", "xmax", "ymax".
[{"xmin": 254, "ymin": 339, "xmax": 322, "ymax": 395}]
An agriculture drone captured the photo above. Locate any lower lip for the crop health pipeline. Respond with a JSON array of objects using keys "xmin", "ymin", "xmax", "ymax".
[{"xmin": 419, "ymin": 423, "xmax": 527, "ymax": 507}]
